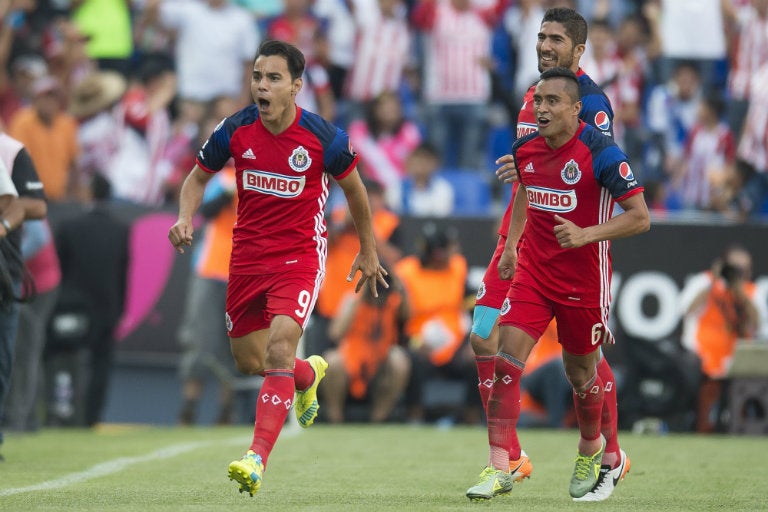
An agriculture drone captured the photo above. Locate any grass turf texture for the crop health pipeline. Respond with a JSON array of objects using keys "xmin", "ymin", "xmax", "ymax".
[{"xmin": 0, "ymin": 424, "xmax": 764, "ymax": 511}]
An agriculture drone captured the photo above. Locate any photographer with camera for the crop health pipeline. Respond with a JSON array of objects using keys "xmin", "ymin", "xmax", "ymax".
[{"xmin": 681, "ymin": 244, "xmax": 760, "ymax": 432}]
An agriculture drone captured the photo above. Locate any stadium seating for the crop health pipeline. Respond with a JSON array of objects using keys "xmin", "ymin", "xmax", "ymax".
[{"xmin": 439, "ymin": 168, "xmax": 493, "ymax": 217}]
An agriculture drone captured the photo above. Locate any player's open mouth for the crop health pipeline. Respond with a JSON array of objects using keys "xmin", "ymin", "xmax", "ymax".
[
  {"xmin": 540, "ymin": 55, "xmax": 556, "ymax": 66},
  {"xmin": 257, "ymin": 98, "xmax": 271, "ymax": 110},
  {"xmin": 537, "ymin": 117, "xmax": 550, "ymax": 127}
]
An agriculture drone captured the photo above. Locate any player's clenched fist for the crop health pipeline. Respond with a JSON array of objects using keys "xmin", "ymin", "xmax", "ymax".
[{"xmin": 168, "ymin": 220, "xmax": 194, "ymax": 254}]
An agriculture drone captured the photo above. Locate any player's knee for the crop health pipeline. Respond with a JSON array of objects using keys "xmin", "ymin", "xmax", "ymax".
[{"xmin": 470, "ymin": 305, "xmax": 500, "ymax": 355}]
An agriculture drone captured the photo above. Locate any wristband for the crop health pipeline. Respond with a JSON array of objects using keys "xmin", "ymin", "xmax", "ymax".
[{"xmin": 1, "ymin": 218, "xmax": 11, "ymax": 232}]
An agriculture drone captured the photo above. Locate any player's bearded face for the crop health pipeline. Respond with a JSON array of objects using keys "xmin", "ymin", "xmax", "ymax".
[
  {"xmin": 251, "ymin": 54, "xmax": 301, "ymax": 126},
  {"xmin": 537, "ymin": 22, "xmax": 579, "ymax": 73}
]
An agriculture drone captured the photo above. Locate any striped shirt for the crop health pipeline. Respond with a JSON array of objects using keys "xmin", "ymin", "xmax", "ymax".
[
  {"xmin": 346, "ymin": 9, "xmax": 411, "ymax": 101},
  {"xmin": 737, "ymin": 64, "xmax": 768, "ymax": 172},
  {"xmin": 679, "ymin": 122, "xmax": 736, "ymax": 210},
  {"xmin": 727, "ymin": 6, "xmax": 768, "ymax": 100},
  {"xmin": 413, "ymin": 0, "xmax": 497, "ymax": 104}
]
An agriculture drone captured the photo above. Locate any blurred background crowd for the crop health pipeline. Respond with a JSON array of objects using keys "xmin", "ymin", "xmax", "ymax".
[
  {"xmin": 0, "ymin": 0, "xmax": 766, "ymax": 437},
  {"xmin": 1, "ymin": 0, "xmax": 767, "ymax": 220}
]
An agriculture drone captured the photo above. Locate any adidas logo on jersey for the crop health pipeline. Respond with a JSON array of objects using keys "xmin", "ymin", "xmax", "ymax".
[
  {"xmin": 524, "ymin": 162, "xmax": 535, "ymax": 173},
  {"xmin": 242, "ymin": 148, "xmax": 256, "ymax": 159}
]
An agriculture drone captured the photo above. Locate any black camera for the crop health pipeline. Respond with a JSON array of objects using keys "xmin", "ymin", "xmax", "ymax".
[{"xmin": 720, "ymin": 262, "xmax": 744, "ymax": 284}]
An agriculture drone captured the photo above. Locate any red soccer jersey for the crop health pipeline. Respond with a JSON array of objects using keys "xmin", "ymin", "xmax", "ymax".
[
  {"xmin": 498, "ymin": 69, "xmax": 615, "ymax": 237},
  {"xmin": 511, "ymin": 122, "xmax": 644, "ymax": 308},
  {"xmin": 196, "ymin": 105, "xmax": 359, "ymax": 275}
]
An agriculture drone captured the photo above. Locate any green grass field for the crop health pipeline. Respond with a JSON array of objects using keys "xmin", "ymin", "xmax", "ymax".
[{"xmin": 1, "ymin": 423, "xmax": 765, "ymax": 511}]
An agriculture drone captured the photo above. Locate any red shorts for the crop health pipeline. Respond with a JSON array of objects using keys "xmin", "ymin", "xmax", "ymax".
[
  {"xmin": 500, "ymin": 280, "xmax": 613, "ymax": 356},
  {"xmin": 475, "ymin": 236, "xmax": 511, "ymax": 309},
  {"xmin": 225, "ymin": 268, "xmax": 324, "ymax": 338}
]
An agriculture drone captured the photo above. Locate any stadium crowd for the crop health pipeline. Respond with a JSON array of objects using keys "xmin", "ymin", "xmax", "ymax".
[
  {"xmin": 0, "ymin": 0, "xmax": 765, "ymax": 434},
  {"xmin": 0, "ymin": 0, "xmax": 765, "ymax": 220}
]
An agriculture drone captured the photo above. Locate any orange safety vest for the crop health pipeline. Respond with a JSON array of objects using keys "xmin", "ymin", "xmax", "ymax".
[
  {"xmin": 688, "ymin": 275, "xmax": 757, "ymax": 378},
  {"xmin": 195, "ymin": 167, "xmax": 237, "ymax": 281},
  {"xmin": 338, "ymin": 290, "xmax": 404, "ymax": 399},
  {"xmin": 395, "ymin": 253, "xmax": 468, "ymax": 366}
]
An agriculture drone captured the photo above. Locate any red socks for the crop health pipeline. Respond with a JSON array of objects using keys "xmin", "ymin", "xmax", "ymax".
[
  {"xmin": 293, "ymin": 357, "xmax": 314, "ymax": 391},
  {"xmin": 475, "ymin": 355, "xmax": 495, "ymax": 413},
  {"xmin": 572, "ymin": 371, "xmax": 604, "ymax": 442},
  {"xmin": 249, "ymin": 369, "xmax": 294, "ymax": 466},
  {"xmin": 487, "ymin": 354, "xmax": 524, "ymax": 469},
  {"xmin": 597, "ymin": 357, "xmax": 620, "ymax": 466}
]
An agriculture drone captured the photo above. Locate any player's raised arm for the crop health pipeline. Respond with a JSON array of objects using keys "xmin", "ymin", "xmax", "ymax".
[
  {"xmin": 336, "ymin": 168, "xmax": 388, "ymax": 296},
  {"xmin": 169, "ymin": 165, "xmax": 215, "ymax": 253}
]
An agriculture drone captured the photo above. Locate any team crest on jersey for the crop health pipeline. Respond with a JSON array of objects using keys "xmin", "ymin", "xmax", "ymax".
[
  {"xmin": 476, "ymin": 282, "xmax": 486, "ymax": 300},
  {"xmin": 560, "ymin": 159, "xmax": 581, "ymax": 185},
  {"xmin": 619, "ymin": 162, "xmax": 635, "ymax": 181},
  {"xmin": 289, "ymin": 146, "xmax": 312, "ymax": 172},
  {"xmin": 595, "ymin": 111, "xmax": 611, "ymax": 132},
  {"xmin": 500, "ymin": 298, "xmax": 511, "ymax": 316}
]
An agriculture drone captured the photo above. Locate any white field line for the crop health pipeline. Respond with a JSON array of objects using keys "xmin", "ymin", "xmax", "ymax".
[{"xmin": 0, "ymin": 421, "xmax": 301, "ymax": 497}]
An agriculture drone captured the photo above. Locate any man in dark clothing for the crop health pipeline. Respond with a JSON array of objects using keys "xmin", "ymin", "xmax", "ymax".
[{"xmin": 51, "ymin": 174, "xmax": 129, "ymax": 427}]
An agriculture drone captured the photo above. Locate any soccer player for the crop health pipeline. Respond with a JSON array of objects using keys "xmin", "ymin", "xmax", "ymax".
[
  {"xmin": 168, "ymin": 40, "xmax": 387, "ymax": 497},
  {"xmin": 466, "ymin": 67, "xmax": 650, "ymax": 501},
  {"xmin": 469, "ymin": 7, "xmax": 624, "ymax": 498}
]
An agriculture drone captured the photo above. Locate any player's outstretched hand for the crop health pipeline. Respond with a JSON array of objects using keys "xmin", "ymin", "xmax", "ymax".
[
  {"xmin": 553, "ymin": 215, "xmax": 587, "ymax": 248},
  {"xmin": 168, "ymin": 220, "xmax": 194, "ymax": 254},
  {"xmin": 495, "ymin": 154, "xmax": 519, "ymax": 184},
  {"xmin": 347, "ymin": 252, "xmax": 389, "ymax": 297}
]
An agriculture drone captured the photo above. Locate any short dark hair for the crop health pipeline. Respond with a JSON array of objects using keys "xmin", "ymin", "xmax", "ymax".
[
  {"xmin": 256, "ymin": 40, "xmax": 305, "ymax": 80},
  {"xmin": 539, "ymin": 67, "xmax": 580, "ymax": 102},
  {"xmin": 542, "ymin": 8, "xmax": 588, "ymax": 46}
]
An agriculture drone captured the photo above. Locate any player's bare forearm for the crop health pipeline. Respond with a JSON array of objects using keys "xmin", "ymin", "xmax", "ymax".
[
  {"xmin": 505, "ymin": 182, "xmax": 528, "ymax": 245},
  {"xmin": 169, "ymin": 165, "xmax": 213, "ymax": 253},
  {"xmin": 554, "ymin": 193, "xmax": 650, "ymax": 248},
  {"xmin": 338, "ymin": 169, "xmax": 388, "ymax": 295}
]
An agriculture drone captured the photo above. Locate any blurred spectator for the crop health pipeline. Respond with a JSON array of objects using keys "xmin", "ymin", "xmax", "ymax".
[
  {"xmin": 647, "ymin": 0, "xmax": 728, "ymax": 94},
  {"xmin": 177, "ymin": 166, "xmax": 238, "ymax": 425},
  {"xmin": 8, "ymin": 75, "xmax": 79, "ymax": 202},
  {"xmin": 581, "ymin": 17, "xmax": 644, "ymax": 166},
  {"xmin": 141, "ymin": 0, "xmax": 259, "ymax": 128},
  {"xmin": 105, "ymin": 56, "xmax": 175, "ymax": 206},
  {"xmin": 644, "ymin": 60, "xmax": 702, "ymax": 189},
  {"xmin": 312, "ymin": 0, "xmax": 355, "ymax": 112},
  {"xmin": 503, "ymin": 0, "xmax": 545, "ymax": 107},
  {"xmin": 69, "ymin": 70, "xmax": 127, "ymax": 191},
  {"xmin": 42, "ymin": 17, "xmax": 96, "ymax": 97},
  {"xmin": 399, "ymin": 142, "xmax": 454, "ymax": 217},
  {"xmin": 411, "ymin": 0, "xmax": 502, "ymax": 170},
  {"xmin": 71, "ymin": 0, "xmax": 134, "ymax": 76},
  {"xmin": 347, "ymin": 91, "xmax": 422, "ymax": 206},
  {"xmin": 722, "ymin": 0, "xmax": 768, "ymax": 142},
  {"xmin": 680, "ymin": 244, "xmax": 760, "ymax": 432},
  {"xmin": 734, "ymin": 62, "xmax": 768, "ymax": 218},
  {"xmin": 344, "ymin": 0, "xmax": 413, "ymax": 118},
  {"xmin": 322, "ymin": 270, "xmax": 411, "ymax": 423},
  {"xmin": 263, "ymin": 0, "xmax": 336, "ymax": 121},
  {"xmin": 49, "ymin": 174, "xmax": 129, "ymax": 427},
  {"xmin": 0, "ymin": 128, "xmax": 46, "ymax": 459},
  {"xmin": 0, "ymin": 54, "xmax": 47, "ymax": 127},
  {"xmin": 3, "ymin": 219, "xmax": 60, "ymax": 432},
  {"xmin": 668, "ymin": 94, "xmax": 737, "ymax": 213},
  {"xmin": 395, "ymin": 223, "xmax": 475, "ymax": 423}
]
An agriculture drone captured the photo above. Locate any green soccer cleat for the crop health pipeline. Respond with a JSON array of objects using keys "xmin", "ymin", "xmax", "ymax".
[
  {"xmin": 295, "ymin": 355, "xmax": 328, "ymax": 428},
  {"xmin": 466, "ymin": 467, "xmax": 514, "ymax": 501},
  {"xmin": 228, "ymin": 450, "xmax": 264, "ymax": 497},
  {"xmin": 569, "ymin": 436, "xmax": 606, "ymax": 498}
]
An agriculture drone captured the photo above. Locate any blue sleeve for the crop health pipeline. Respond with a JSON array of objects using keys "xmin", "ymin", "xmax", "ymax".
[
  {"xmin": 300, "ymin": 111, "xmax": 357, "ymax": 177},
  {"xmin": 586, "ymin": 129, "xmax": 642, "ymax": 198},
  {"xmin": 196, "ymin": 117, "xmax": 234, "ymax": 172},
  {"xmin": 579, "ymin": 82, "xmax": 615, "ymax": 138}
]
